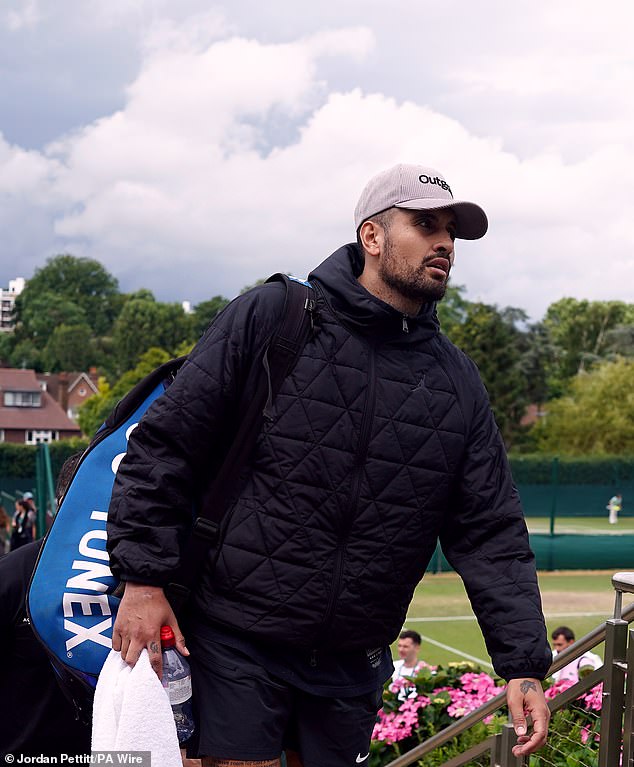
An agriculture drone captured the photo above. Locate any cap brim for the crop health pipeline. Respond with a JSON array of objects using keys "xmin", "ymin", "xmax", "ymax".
[{"xmin": 395, "ymin": 199, "xmax": 488, "ymax": 240}]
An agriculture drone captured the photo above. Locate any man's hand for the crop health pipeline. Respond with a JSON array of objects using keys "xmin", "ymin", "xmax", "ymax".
[
  {"xmin": 112, "ymin": 582, "xmax": 189, "ymax": 678},
  {"xmin": 507, "ymin": 678, "xmax": 550, "ymax": 757}
]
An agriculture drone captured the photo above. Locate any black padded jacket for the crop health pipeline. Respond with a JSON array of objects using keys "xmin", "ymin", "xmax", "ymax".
[{"xmin": 107, "ymin": 243, "xmax": 552, "ymax": 681}]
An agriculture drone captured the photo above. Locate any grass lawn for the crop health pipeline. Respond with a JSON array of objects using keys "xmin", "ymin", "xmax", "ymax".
[{"xmin": 396, "ymin": 570, "xmax": 623, "ymax": 673}]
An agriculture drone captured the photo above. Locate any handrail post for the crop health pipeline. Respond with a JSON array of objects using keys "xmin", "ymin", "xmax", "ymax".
[
  {"xmin": 622, "ymin": 628, "xmax": 634, "ymax": 767},
  {"xmin": 599, "ymin": 574, "xmax": 634, "ymax": 767},
  {"xmin": 494, "ymin": 723, "xmax": 521, "ymax": 767}
]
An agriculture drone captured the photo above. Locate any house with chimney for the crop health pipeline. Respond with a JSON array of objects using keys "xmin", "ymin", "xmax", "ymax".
[
  {"xmin": 0, "ymin": 368, "xmax": 81, "ymax": 443},
  {"xmin": 37, "ymin": 369, "xmax": 99, "ymax": 422}
]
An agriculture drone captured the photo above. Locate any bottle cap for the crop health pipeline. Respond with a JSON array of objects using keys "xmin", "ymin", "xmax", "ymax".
[{"xmin": 160, "ymin": 625, "xmax": 176, "ymax": 648}]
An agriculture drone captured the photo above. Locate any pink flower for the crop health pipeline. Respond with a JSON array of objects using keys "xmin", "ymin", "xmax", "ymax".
[
  {"xmin": 581, "ymin": 684, "xmax": 603, "ymax": 712},
  {"xmin": 388, "ymin": 677, "xmax": 410, "ymax": 694},
  {"xmin": 544, "ymin": 678, "xmax": 575, "ymax": 700},
  {"xmin": 371, "ymin": 694, "xmax": 432, "ymax": 744},
  {"xmin": 445, "ymin": 674, "xmax": 504, "ymax": 719}
]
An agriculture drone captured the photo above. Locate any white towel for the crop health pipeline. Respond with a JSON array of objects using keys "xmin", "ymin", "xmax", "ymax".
[{"xmin": 92, "ymin": 649, "xmax": 183, "ymax": 767}]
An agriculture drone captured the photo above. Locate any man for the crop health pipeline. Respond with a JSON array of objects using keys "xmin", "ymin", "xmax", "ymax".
[
  {"xmin": 108, "ymin": 164, "xmax": 552, "ymax": 766},
  {"xmin": 392, "ymin": 630, "xmax": 424, "ymax": 680},
  {"xmin": 607, "ymin": 494, "xmax": 622, "ymax": 525},
  {"xmin": 551, "ymin": 626, "xmax": 602, "ymax": 683}
]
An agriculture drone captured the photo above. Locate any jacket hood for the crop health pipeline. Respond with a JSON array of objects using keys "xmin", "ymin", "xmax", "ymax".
[{"xmin": 309, "ymin": 243, "xmax": 440, "ymax": 341}]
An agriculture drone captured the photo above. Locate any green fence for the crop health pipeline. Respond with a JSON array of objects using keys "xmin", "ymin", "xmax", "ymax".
[
  {"xmin": 2, "ymin": 449, "xmax": 634, "ymax": 567},
  {"xmin": 511, "ymin": 455, "xmax": 634, "ymax": 518}
]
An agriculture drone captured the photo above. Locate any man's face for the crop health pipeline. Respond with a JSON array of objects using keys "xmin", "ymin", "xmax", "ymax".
[
  {"xmin": 397, "ymin": 638, "xmax": 420, "ymax": 665},
  {"xmin": 552, "ymin": 634, "xmax": 574, "ymax": 654},
  {"xmin": 378, "ymin": 208, "xmax": 456, "ymax": 304}
]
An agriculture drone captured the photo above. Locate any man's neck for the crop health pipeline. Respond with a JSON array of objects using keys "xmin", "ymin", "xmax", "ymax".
[{"xmin": 357, "ymin": 272, "xmax": 421, "ymax": 317}]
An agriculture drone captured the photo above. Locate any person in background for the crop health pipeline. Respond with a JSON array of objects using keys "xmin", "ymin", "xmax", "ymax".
[
  {"xmin": 10, "ymin": 498, "xmax": 36, "ymax": 551},
  {"xmin": 551, "ymin": 626, "xmax": 602, "ymax": 683},
  {"xmin": 392, "ymin": 630, "xmax": 425, "ymax": 679},
  {"xmin": 607, "ymin": 494, "xmax": 622, "ymax": 525},
  {"xmin": 0, "ymin": 506, "xmax": 11, "ymax": 554}
]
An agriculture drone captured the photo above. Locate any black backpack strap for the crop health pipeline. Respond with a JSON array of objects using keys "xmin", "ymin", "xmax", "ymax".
[{"xmin": 167, "ymin": 275, "xmax": 315, "ymax": 613}]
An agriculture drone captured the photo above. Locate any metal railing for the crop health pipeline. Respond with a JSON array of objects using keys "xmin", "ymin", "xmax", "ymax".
[{"xmin": 384, "ymin": 573, "xmax": 634, "ymax": 767}]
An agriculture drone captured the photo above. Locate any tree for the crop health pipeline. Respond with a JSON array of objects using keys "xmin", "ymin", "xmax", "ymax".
[
  {"xmin": 603, "ymin": 324, "xmax": 634, "ymax": 360},
  {"xmin": 436, "ymin": 283, "xmax": 470, "ymax": 337},
  {"xmin": 8, "ymin": 339, "xmax": 42, "ymax": 370},
  {"xmin": 15, "ymin": 254, "xmax": 120, "ymax": 337},
  {"xmin": 533, "ymin": 358, "xmax": 634, "ymax": 455},
  {"xmin": 78, "ymin": 348, "xmax": 172, "ymax": 437},
  {"xmin": 111, "ymin": 293, "xmax": 193, "ymax": 374},
  {"xmin": 14, "ymin": 292, "xmax": 88, "ymax": 350},
  {"xmin": 42, "ymin": 324, "xmax": 96, "ymax": 372},
  {"xmin": 517, "ymin": 321, "xmax": 554, "ymax": 409},
  {"xmin": 192, "ymin": 296, "xmax": 230, "ymax": 338},
  {"xmin": 543, "ymin": 298, "xmax": 634, "ymax": 397},
  {"xmin": 449, "ymin": 302, "xmax": 531, "ymax": 447},
  {"xmin": 0, "ymin": 332, "xmax": 13, "ymax": 365}
]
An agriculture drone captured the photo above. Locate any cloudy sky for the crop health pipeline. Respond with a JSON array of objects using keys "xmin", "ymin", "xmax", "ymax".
[{"xmin": 1, "ymin": 0, "xmax": 632, "ymax": 320}]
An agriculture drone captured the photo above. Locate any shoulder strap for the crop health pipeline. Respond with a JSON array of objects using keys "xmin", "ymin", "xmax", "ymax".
[{"xmin": 167, "ymin": 275, "xmax": 315, "ymax": 613}]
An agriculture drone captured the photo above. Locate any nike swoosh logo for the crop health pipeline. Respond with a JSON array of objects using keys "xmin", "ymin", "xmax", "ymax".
[{"xmin": 356, "ymin": 754, "xmax": 369, "ymax": 763}]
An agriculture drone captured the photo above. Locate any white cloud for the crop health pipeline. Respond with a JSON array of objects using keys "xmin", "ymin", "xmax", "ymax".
[
  {"xmin": 0, "ymin": 7, "xmax": 633, "ymax": 322},
  {"xmin": 5, "ymin": 0, "xmax": 42, "ymax": 31}
]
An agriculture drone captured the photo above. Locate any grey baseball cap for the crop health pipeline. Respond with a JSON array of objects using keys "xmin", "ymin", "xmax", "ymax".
[{"xmin": 354, "ymin": 164, "xmax": 488, "ymax": 240}]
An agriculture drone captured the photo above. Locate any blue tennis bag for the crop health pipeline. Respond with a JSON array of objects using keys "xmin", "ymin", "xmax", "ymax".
[
  {"xmin": 26, "ymin": 274, "xmax": 315, "ymax": 723},
  {"xmin": 27, "ymin": 358, "xmax": 185, "ymax": 722}
]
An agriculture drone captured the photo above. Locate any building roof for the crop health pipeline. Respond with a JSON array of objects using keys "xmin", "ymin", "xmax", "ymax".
[
  {"xmin": 0, "ymin": 368, "xmax": 81, "ymax": 433},
  {"xmin": 0, "ymin": 368, "xmax": 41, "ymax": 393},
  {"xmin": 38, "ymin": 370, "xmax": 99, "ymax": 401},
  {"xmin": 68, "ymin": 371, "xmax": 99, "ymax": 395}
]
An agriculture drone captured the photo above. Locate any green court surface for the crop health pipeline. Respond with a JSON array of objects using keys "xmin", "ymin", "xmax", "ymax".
[
  {"xmin": 395, "ymin": 570, "xmax": 623, "ymax": 674},
  {"xmin": 526, "ymin": 516, "xmax": 634, "ymax": 535}
]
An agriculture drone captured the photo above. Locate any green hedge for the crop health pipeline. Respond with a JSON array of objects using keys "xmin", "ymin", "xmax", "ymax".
[{"xmin": 0, "ymin": 439, "xmax": 89, "ymax": 479}]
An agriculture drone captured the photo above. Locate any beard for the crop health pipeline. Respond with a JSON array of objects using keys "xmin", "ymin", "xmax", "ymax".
[{"xmin": 378, "ymin": 237, "xmax": 449, "ymax": 304}]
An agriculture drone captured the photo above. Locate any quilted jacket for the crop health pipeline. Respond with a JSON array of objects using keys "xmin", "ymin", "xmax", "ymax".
[{"xmin": 107, "ymin": 243, "xmax": 552, "ymax": 681}]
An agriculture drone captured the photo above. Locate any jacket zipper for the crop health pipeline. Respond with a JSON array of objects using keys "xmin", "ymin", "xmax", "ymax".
[{"xmin": 318, "ymin": 346, "xmax": 377, "ymax": 641}]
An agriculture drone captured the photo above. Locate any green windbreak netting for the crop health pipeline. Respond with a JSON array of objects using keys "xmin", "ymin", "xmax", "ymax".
[{"xmin": 511, "ymin": 456, "xmax": 634, "ymax": 518}]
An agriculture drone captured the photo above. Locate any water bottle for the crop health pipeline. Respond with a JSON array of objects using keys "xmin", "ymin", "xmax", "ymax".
[{"xmin": 160, "ymin": 625, "xmax": 195, "ymax": 743}]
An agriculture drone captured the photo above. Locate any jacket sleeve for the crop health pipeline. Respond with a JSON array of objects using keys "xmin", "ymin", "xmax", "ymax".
[
  {"xmin": 106, "ymin": 283, "xmax": 285, "ymax": 586},
  {"xmin": 439, "ymin": 358, "xmax": 552, "ymax": 681}
]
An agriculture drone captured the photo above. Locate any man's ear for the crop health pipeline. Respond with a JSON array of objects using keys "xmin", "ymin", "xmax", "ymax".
[{"xmin": 359, "ymin": 220, "xmax": 382, "ymax": 258}]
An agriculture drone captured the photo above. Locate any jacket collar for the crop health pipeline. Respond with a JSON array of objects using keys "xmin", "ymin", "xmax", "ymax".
[{"xmin": 309, "ymin": 243, "xmax": 440, "ymax": 341}]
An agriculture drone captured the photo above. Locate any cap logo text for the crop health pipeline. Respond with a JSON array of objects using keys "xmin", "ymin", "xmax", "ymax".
[{"xmin": 419, "ymin": 174, "xmax": 453, "ymax": 197}]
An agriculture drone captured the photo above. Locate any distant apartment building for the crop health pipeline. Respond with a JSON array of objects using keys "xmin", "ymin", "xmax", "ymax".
[
  {"xmin": 0, "ymin": 277, "xmax": 25, "ymax": 332},
  {"xmin": 0, "ymin": 367, "xmax": 81, "ymax": 444}
]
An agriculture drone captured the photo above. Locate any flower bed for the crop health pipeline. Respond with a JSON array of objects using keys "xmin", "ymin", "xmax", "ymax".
[
  {"xmin": 370, "ymin": 662, "xmax": 506, "ymax": 767},
  {"xmin": 370, "ymin": 662, "xmax": 603, "ymax": 767}
]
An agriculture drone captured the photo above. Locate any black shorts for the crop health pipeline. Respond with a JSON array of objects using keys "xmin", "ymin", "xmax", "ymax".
[{"xmin": 186, "ymin": 632, "xmax": 383, "ymax": 766}]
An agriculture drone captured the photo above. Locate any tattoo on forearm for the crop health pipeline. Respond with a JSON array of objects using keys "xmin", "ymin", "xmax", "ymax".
[
  {"xmin": 520, "ymin": 680, "xmax": 537, "ymax": 694},
  {"xmin": 149, "ymin": 641, "xmax": 159, "ymax": 654}
]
